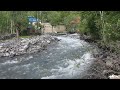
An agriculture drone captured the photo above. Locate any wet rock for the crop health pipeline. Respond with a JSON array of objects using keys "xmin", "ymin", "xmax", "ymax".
[
  {"xmin": 93, "ymin": 53, "xmax": 100, "ymax": 58},
  {"xmin": 0, "ymin": 48, "xmax": 6, "ymax": 53},
  {"xmin": 102, "ymin": 69, "xmax": 120, "ymax": 78},
  {"xmin": 0, "ymin": 45, "xmax": 3, "ymax": 49},
  {"xmin": 106, "ymin": 60, "xmax": 113, "ymax": 68},
  {"xmin": 111, "ymin": 61, "xmax": 120, "ymax": 72},
  {"xmin": 46, "ymin": 40, "xmax": 50, "ymax": 44},
  {"xmin": 4, "ymin": 53, "xmax": 10, "ymax": 57},
  {"xmin": 9, "ymin": 51, "xmax": 16, "ymax": 57},
  {"xmin": 19, "ymin": 44, "xmax": 29, "ymax": 52}
]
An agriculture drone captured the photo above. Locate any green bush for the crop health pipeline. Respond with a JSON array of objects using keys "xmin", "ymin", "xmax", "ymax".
[{"xmin": 20, "ymin": 29, "xmax": 28, "ymax": 36}]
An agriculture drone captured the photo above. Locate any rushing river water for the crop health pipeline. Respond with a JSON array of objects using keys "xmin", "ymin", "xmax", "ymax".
[{"xmin": 0, "ymin": 34, "xmax": 96, "ymax": 79}]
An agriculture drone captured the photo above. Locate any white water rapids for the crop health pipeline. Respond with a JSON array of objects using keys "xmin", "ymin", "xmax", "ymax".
[{"xmin": 0, "ymin": 34, "xmax": 96, "ymax": 79}]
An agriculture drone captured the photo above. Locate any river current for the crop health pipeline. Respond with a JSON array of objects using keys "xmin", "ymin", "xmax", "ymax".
[{"xmin": 0, "ymin": 34, "xmax": 96, "ymax": 79}]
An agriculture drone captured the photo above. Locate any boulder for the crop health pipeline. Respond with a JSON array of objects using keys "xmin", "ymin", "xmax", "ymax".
[
  {"xmin": 106, "ymin": 60, "xmax": 113, "ymax": 67},
  {"xmin": 0, "ymin": 45, "xmax": 3, "ymax": 49},
  {"xmin": 4, "ymin": 53, "xmax": 10, "ymax": 56},
  {"xmin": 9, "ymin": 51, "xmax": 15, "ymax": 56},
  {"xmin": 0, "ymin": 48, "xmax": 6, "ymax": 53}
]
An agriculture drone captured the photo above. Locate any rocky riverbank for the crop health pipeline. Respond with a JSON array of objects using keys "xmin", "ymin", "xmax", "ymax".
[
  {"xmin": 0, "ymin": 35, "xmax": 60, "ymax": 58},
  {"xmin": 0, "ymin": 34, "xmax": 16, "ymax": 40},
  {"xmin": 80, "ymin": 34, "xmax": 120, "ymax": 79}
]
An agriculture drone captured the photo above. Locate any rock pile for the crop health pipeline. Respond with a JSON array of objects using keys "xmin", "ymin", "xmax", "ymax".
[
  {"xmin": 0, "ymin": 35, "xmax": 60, "ymax": 57},
  {"xmin": 0, "ymin": 34, "xmax": 16, "ymax": 40}
]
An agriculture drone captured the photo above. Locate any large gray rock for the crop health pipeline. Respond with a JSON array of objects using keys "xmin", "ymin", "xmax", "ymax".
[
  {"xmin": 4, "ymin": 53, "xmax": 10, "ymax": 57},
  {"xmin": 0, "ymin": 48, "xmax": 6, "ymax": 53},
  {"xmin": 106, "ymin": 60, "xmax": 113, "ymax": 68}
]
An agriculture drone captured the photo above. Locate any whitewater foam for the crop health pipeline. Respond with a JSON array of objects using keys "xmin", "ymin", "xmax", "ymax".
[
  {"xmin": 1, "ymin": 60, "xmax": 19, "ymax": 65},
  {"xmin": 41, "ymin": 52, "xmax": 94, "ymax": 79}
]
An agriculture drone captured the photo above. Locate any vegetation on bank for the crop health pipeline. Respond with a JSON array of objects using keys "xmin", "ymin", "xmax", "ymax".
[
  {"xmin": 79, "ymin": 11, "xmax": 120, "ymax": 54},
  {"xmin": 46, "ymin": 11, "xmax": 120, "ymax": 54},
  {"xmin": 0, "ymin": 11, "xmax": 120, "ymax": 53}
]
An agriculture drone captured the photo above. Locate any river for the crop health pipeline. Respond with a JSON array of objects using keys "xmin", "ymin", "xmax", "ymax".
[{"xmin": 0, "ymin": 34, "xmax": 96, "ymax": 79}]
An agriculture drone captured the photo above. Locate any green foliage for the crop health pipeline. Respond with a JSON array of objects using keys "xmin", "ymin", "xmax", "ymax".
[
  {"xmin": 42, "ymin": 11, "xmax": 80, "ymax": 33},
  {"xmin": 47, "ymin": 11, "xmax": 62, "ymax": 26},
  {"xmin": 0, "ymin": 11, "xmax": 11, "ymax": 34},
  {"xmin": 99, "ymin": 11, "xmax": 120, "ymax": 43},
  {"xmin": 0, "ymin": 11, "xmax": 120, "ymax": 53},
  {"xmin": 0, "ymin": 11, "xmax": 39, "ymax": 35},
  {"xmin": 63, "ymin": 13, "xmax": 80, "ymax": 33},
  {"xmin": 79, "ymin": 11, "xmax": 120, "ymax": 53},
  {"xmin": 79, "ymin": 11, "xmax": 101, "ymax": 39},
  {"xmin": 20, "ymin": 29, "xmax": 28, "ymax": 36},
  {"xmin": 86, "ymin": 15, "xmax": 101, "ymax": 39}
]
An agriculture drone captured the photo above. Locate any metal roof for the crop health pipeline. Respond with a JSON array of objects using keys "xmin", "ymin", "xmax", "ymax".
[{"xmin": 28, "ymin": 16, "xmax": 40, "ymax": 22}]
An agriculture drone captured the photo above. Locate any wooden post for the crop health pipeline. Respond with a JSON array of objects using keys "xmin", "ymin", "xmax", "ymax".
[
  {"xmin": 52, "ymin": 25, "xmax": 53, "ymax": 33},
  {"xmin": 16, "ymin": 23, "xmax": 20, "ymax": 42},
  {"xmin": 36, "ymin": 11, "xmax": 39, "ymax": 30},
  {"xmin": 16, "ymin": 28, "xmax": 19, "ymax": 42},
  {"xmin": 100, "ymin": 11, "xmax": 105, "ymax": 42}
]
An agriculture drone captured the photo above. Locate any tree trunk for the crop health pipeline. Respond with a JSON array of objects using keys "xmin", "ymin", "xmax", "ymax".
[
  {"xmin": 16, "ymin": 28, "xmax": 19, "ymax": 41},
  {"xmin": 36, "ymin": 11, "xmax": 39, "ymax": 30},
  {"xmin": 100, "ymin": 11, "xmax": 106, "ymax": 42},
  {"xmin": 10, "ymin": 19, "xmax": 13, "ymax": 34},
  {"xmin": 52, "ymin": 25, "xmax": 54, "ymax": 33}
]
